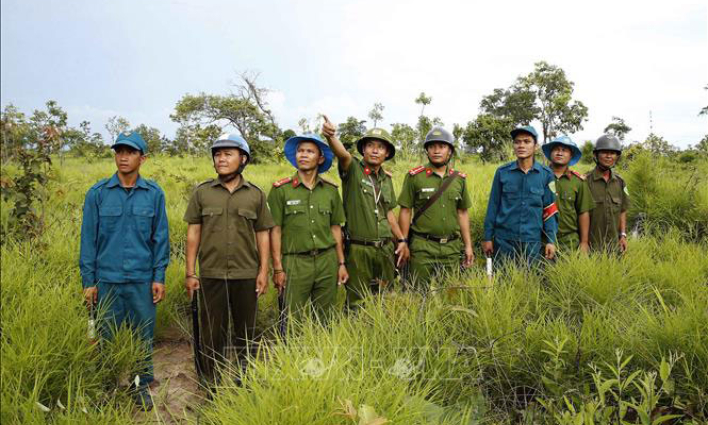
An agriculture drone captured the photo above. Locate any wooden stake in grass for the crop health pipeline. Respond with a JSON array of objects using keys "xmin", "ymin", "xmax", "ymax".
[{"xmin": 486, "ymin": 256, "xmax": 493, "ymax": 285}]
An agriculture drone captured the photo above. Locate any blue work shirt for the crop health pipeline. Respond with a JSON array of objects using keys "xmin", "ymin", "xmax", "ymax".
[
  {"xmin": 80, "ymin": 173, "xmax": 170, "ymax": 287},
  {"xmin": 483, "ymin": 160, "xmax": 558, "ymax": 243}
]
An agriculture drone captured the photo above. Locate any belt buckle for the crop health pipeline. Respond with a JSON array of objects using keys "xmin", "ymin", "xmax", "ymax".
[
  {"xmin": 309, "ymin": 249, "xmax": 318, "ymax": 256},
  {"xmin": 439, "ymin": 238, "xmax": 448, "ymax": 244},
  {"xmin": 373, "ymin": 240, "xmax": 383, "ymax": 248}
]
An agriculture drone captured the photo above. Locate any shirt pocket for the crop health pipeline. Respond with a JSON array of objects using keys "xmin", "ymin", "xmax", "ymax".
[
  {"xmin": 99, "ymin": 205, "xmax": 123, "ymax": 233},
  {"xmin": 132, "ymin": 205, "xmax": 155, "ymax": 236},
  {"xmin": 529, "ymin": 186, "xmax": 544, "ymax": 207},
  {"xmin": 201, "ymin": 207, "xmax": 223, "ymax": 232},
  {"xmin": 502, "ymin": 184, "xmax": 519, "ymax": 200},
  {"xmin": 609, "ymin": 194, "xmax": 622, "ymax": 212}
]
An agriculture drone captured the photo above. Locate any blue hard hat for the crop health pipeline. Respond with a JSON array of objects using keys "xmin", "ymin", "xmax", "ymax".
[
  {"xmin": 211, "ymin": 133, "xmax": 251, "ymax": 162},
  {"xmin": 284, "ymin": 133, "xmax": 334, "ymax": 173},
  {"xmin": 112, "ymin": 131, "xmax": 147, "ymax": 154},
  {"xmin": 510, "ymin": 125, "xmax": 539, "ymax": 142},
  {"xmin": 543, "ymin": 135, "xmax": 582, "ymax": 166}
]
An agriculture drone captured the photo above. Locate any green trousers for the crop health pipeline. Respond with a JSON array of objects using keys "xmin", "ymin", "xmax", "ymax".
[
  {"xmin": 344, "ymin": 241, "xmax": 395, "ymax": 310},
  {"xmin": 409, "ymin": 237, "xmax": 463, "ymax": 288},
  {"xmin": 557, "ymin": 233, "xmax": 580, "ymax": 254},
  {"xmin": 282, "ymin": 247, "xmax": 339, "ymax": 324}
]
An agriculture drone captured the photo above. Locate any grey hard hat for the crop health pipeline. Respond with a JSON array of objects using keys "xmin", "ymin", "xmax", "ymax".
[
  {"xmin": 424, "ymin": 126, "xmax": 455, "ymax": 151},
  {"xmin": 593, "ymin": 135, "xmax": 622, "ymax": 154},
  {"xmin": 211, "ymin": 133, "xmax": 251, "ymax": 162}
]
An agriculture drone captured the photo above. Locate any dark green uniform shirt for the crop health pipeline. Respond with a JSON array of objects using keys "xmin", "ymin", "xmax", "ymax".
[
  {"xmin": 267, "ymin": 173, "xmax": 346, "ymax": 254},
  {"xmin": 184, "ymin": 177, "xmax": 274, "ymax": 279},
  {"xmin": 552, "ymin": 169, "xmax": 596, "ymax": 241},
  {"xmin": 585, "ymin": 168, "xmax": 630, "ymax": 249},
  {"xmin": 340, "ymin": 158, "xmax": 396, "ymax": 241},
  {"xmin": 397, "ymin": 164, "xmax": 472, "ymax": 237}
]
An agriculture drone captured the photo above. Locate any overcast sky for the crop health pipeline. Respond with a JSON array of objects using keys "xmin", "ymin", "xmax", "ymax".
[{"xmin": 2, "ymin": 0, "xmax": 706, "ymax": 148}]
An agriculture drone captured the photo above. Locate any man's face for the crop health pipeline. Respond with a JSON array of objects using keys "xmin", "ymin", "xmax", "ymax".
[
  {"xmin": 213, "ymin": 148, "xmax": 246, "ymax": 176},
  {"xmin": 295, "ymin": 141, "xmax": 324, "ymax": 172},
  {"xmin": 426, "ymin": 142, "xmax": 452, "ymax": 166},
  {"xmin": 550, "ymin": 145, "xmax": 572, "ymax": 166},
  {"xmin": 362, "ymin": 139, "xmax": 388, "ymax": 167},
  {"xmin": 114, "ymin": 145, "xmax": 145, "ymax": 174},
  {"xmin": 596, "ymin": 150, "xmax": 619, "ymax": 168},
  {"xmin": 513, "ymin": 134, "xmax": 536, "ymax": 159}
]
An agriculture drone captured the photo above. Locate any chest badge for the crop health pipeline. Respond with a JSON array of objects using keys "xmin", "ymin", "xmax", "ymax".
[
  {"xmin": 421, "ymin": 187, "xmax": 435, "ymax": 193},
  {"xmin": 286, "ymin": 199, "xmax": 302, "ymax": 206}
]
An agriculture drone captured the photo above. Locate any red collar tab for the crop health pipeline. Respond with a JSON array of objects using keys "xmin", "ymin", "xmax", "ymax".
[
  {"xmin": 425, "ymin": 168, "xmax": 432, "ymax": 176},
  {"xmin": 449, "ymin": 168, "xmax": 455, "ymax": 175},
  {"xmin": 570, "ymin": 170, "xmax": 585, "ymax": 180},
  {"xmin": 364, "ymin": 167, "xmax": 372, "ymax": 175},
  {"xmin": 292, "ymin": 178, "xmax": 300, "ymax": 187}
]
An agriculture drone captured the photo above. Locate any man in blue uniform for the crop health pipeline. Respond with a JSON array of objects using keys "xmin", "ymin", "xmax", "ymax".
[
  {"xmin": 482, "ymin": 125, "xmax": 558, "ymax": 267},
  {"xmin": 79, "ymin": 132, "xmax": 170, "ymax": 410}
]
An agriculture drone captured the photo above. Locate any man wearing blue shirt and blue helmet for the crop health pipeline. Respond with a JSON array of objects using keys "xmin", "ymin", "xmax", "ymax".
[
  {"xmin": 482, "ymin": 125, "xmax": 558, "ymax": 266},
  {"xmin": 79, "ymin": 131, "xmax": 170, "ymax": 411}
]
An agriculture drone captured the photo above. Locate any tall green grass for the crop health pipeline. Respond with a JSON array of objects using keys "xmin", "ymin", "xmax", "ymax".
[{"xmin": 2, "ymin": 153, "xmax": 706, "ymax": 423}]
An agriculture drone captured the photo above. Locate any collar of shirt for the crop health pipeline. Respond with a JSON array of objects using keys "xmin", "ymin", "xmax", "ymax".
[
  {"xmin": 509, "ymin": 160, "xmax": 543, "ymax": 173},
  {"xmin": 209, "ymin": 176, "xmax": 251, "ymax": 191},
  {"xmin": 106, "ymin": 173, "xmax": 149, "ymax": 189},
  {"xmin": 360, "ymin": 159, "xmax": 386, "ymax": 179},
  {"xmin": 591, "ymin": 167, "xmax": 615, "ymax": 182},
  {"xmin": 290, "ymin": 172, "xmax": 324, "ymax": 188},
  {"xmin": 424, "ymin": 162, "xmax": 451, "ymax": 177}
]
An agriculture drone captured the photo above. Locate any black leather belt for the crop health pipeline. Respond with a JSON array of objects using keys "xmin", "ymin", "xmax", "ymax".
[
  {"xmin": 411, "ymin": 231, "xmax": 459, "ymax": 244},
  {"xmin": 348, "ymin": 238, "xmax": 391, "ymax": 248},
  {"xmin": 285, "ymin": 246, "xmax": 334, "ymax": 256}
]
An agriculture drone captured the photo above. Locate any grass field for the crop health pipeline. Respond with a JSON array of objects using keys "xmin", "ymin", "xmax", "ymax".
[{"xmin": 2, "ymin": 152, "xmax": 707, "ymax": 424}]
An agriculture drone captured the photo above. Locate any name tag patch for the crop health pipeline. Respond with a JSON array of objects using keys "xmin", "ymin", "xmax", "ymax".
[
  {"xmin": 421, "ymin": 187, "xmax": 435, "ymax": 193},
  {"xmin": 286, "ymin": 200, "xmax": 301, "ymax": 206},
  {"xmin": 361, "ymin": 179, "xmax": 374, "ymax": 187}
]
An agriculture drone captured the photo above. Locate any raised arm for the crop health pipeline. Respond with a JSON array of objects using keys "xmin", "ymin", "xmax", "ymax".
[{"xmin": 321, "ymin": 115, "xmax": 353, "ymax": 172}]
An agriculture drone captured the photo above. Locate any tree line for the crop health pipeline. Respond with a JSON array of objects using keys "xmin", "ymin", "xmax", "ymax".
[{"xmin": 2, "ymin": 63, "xmax": 707, "ymax": 166}]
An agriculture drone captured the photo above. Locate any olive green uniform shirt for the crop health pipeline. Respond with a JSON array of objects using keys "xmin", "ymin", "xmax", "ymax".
[
  {"xmin": 397, "ymin": 164, "xmax": 472, "ymax": 237},
  {"xmin": 267, "ymin": 173, "xmax": 346, "ymax": 254},
  {"xmin": 184, "ymin": 177, "xmax": 274, "ymax": 279},
  {"xmin": 585, "ymin": 168, "xmax": 630, "ymax": 250},
  {"xmin": 552, "ymin": 169, "xmax": 596, "ymax": 244},
  {"xmin": 340, "ymin": 158, "xmax": 396, "ymax": 241}
]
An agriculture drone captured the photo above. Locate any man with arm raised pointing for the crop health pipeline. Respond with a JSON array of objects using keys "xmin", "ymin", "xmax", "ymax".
[{"xmin": 321, "ymin": 115, "xmax": 409, "ymax": 310}]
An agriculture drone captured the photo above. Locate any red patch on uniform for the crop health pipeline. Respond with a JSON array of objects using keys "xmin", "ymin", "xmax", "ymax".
[
  {"xmin": 364, "ymin": 167, "xmax": 371, "ymax": 175},
  {"xmin": 570, "ymin": 170, "xmax": 585, "ymax": 180},
  {"xmin": 292, "ymin": 178, "xmax": 300, "ymax": 187},
  {"xmin": 409, "ymin": 166, "xmax": 425, "ymax": 176},
  {"xmin": 543, "ymin": 202, "xmax": 559, "ymax": 221},
  {"xmin": 272, "ymin": 177, "xmax": 292, "ymax": 187},
  {"xmin": 458, "ymin": 172, "xmax": 467, "ymax": 178},
  {"xmin": 425, "ymin": 168, "xmax": 432, "ymax": 176}
]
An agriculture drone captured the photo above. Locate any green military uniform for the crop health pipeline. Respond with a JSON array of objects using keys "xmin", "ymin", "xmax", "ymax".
[
  {"xmin": 183, "ymin": 177, "xmax": 274, "ymax": 382},
  {"xmin": 585, "ymin": 168, "xmax": 630, "ymax": 251},
  {"xmin": 398, "ymin": 164, "xmax": 472, "ymax": 286},
  {"xmin": 340, "ymin": 159, "xmax": 397, "ymax": 308},
  {"xmin": 267, "ymin": 173, "xmax": 345, "ymax": 320},
  {"xmin": 552, "ymin": 169, "xmax": 596, "ymax": 251}
]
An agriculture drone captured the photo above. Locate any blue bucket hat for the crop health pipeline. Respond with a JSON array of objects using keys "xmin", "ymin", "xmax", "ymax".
[
  {"xmin": 284, "ymin": 133, "xmax": 334, "ymax": 173},
  {"xmin": 543, "ymin": 135, "xmax": 582, "ymax": 166},
  {"xmin": 510, "ymin": 125, "xmax": 539, "ymax": 142},
  {"xmin": 112, "ymin": 131, "xmax": 147, "ymax": 154}
]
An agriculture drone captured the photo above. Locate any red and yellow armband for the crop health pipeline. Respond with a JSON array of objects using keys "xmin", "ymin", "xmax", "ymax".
[{"xmin": 543, "ymin": 202, "xmax": 558, "ymax": 221}]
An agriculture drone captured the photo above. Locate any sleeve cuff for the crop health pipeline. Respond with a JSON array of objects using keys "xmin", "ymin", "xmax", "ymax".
[{"xmin": 152, "ymin": 270, "xmax": 166, "ymax": 284}]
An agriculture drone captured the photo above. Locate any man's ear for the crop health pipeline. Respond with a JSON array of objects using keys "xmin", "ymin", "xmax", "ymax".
[{"xmin": 317, "ymin": 154, "xmax": 325, "ymax": 165}]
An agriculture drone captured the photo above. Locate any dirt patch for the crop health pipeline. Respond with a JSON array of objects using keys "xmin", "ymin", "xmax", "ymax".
[{"xmin": 133, "ymin": 340, "xmax": 204, "ymax": 424}]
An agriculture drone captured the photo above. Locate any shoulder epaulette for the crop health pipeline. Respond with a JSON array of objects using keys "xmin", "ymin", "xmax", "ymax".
[
  {"xmin": 450, "ymin": 169, "xmax": 467, "ymax": 178},
  {"xmin": 248, "ymin": 181, "xmax": 265, "ymax": 192},
  {"xmin": 272, "ymin": 177, "xmax": 293, "ymax": 188},
  {"xmin": 197, "ymin": 179, "xmax": 214, "ymax": 187},
  {"xmin": 383, "ymin": 169, "xmax": 393, "ymax": 178},
  {"xmin": 320, "ymin": 177, "xmax": 339, "ymax": 188},
  {"xmin": 90, "ymin": 178, "xmax": 109, "ymax": 190},
  {"xmin": 409, "ymin": 165, "xmax": 425, "ymax": 175},
  {"xmin": 570, "ymin": 170, "xmax": 585, "ymax": 180}
]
